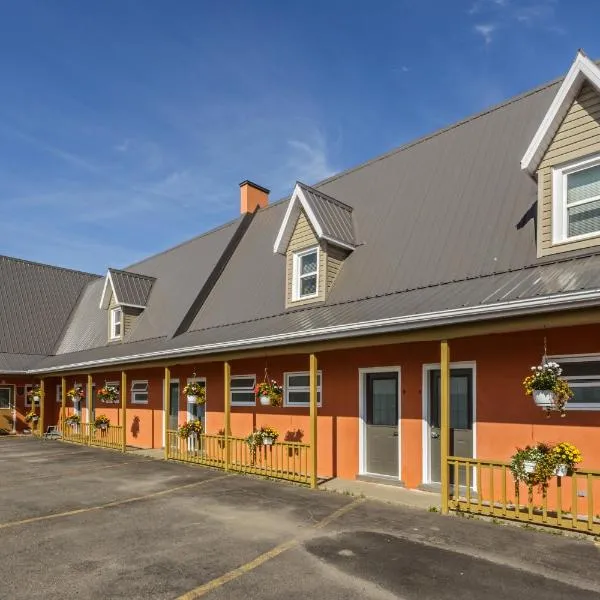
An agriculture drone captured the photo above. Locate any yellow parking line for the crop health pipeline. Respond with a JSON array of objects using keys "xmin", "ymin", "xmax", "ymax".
[
  {"xmin": 0, "ymin": 473, "xmax": 230, "ymax": 530},
  {"xmin": 177, "ymin": 497, "xmax": 365, "ymax": 599}
]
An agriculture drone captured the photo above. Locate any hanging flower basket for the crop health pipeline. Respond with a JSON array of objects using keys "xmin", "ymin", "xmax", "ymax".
[
  {"xmin": 523, "ymin": 361, "xmax": 573, "ymax": 416},
  {"xmin": 97, "ymin": 385, "xmax": 119, "ymax": 404},
  {"xmin": 255, "ymin": 380, "xmax": 283, "ymax": 407},
  {"xmin": 24, "ymin": 410, "xmax": 38, "ymax": 424},
  {"xmin": 67, "ymin": 385, "xmax": 85, "ymax": 403},
  {"xmin": 260, "ymin": 426, "xmax": 279, "ymax": 446},
  {"xmin": 27, "ymin": 385, "xmax": 43, "ymax": 404},
  {"xmin": 94, "ymin": 415, "xmax": 110, "ymax": 430},
  {"xmin": 183, "ymin": 380, "xmax": 206, "ymax": 404},
  {"xmin": 66, "ymin": 414, "xmax": 80, "ymax": 426},
  {"xmin": 178, "ymin": 419, "xmax": 202, "ymax": 439}
]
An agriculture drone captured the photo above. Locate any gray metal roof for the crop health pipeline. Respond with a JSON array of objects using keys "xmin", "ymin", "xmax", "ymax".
[
  {"xmin": 298, "ymin": 182, "xmax": 357, "ymax": 248},
  {"xmin": 25, "ymin": 65, "xmax": 600, "ymax": 373},
  {"xmin": 0, "ymin": 256, "xmax": 98, "ymax": 363},
  {"xmin": 0, "ymin": 353, "xmax": 48, "ymax": 372},
  {"xmin": 108, "ymin": 269, "xmax": 155, "ymax": 307},
  {"xmin": 31, "ymin": 252, "xmax": 600, "ymax": 371},
  {"xmin": 54, "ymin": 217, "xmax": 244, "ymax": 355}
]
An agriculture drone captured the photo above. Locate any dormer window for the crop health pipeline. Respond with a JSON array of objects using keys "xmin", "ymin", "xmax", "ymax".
[
  {"xmin": 553, "ymin": 155, "xmax": 600, "ymax": 243},
  {"xmin": 110, "ymin": 307, "xmax": 122, "ymax": 340},
  {"xmin": 293, "ymin": 247, "xmax": 319, "ymax": 300}
]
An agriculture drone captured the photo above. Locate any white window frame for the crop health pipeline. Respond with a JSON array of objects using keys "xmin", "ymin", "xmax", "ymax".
[
  {"xmin": 552, "ymin": 153, "xmax": 600, "ymax": 245},
  {"xmin": 110, "ymin": 307, "xmax": 122, "ymax": 340},
  {"xmin": 551, "ymin": 353, "xmax": 600, "ymax": 410},
  {"xmin": 292, "ymin": 246, "xmax": 319, "ymax": 301},
  {"xmin": 230, "ymin": 375, "xmax": 256, "ymax": 406},
  {"xmin": 284, "ymin": 371, "xmax": 322, "ymax": 407},
  {"xmin": 130, "ymin": 380, "xmax": 149, "ymax": 404}
]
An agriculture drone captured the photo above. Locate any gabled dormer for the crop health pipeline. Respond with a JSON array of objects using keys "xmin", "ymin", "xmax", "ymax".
[
  {"xmin": 274, "ymin": 182, "xmax": 357, "ymax": 308},
  {"xmin": 99, "ymin": 269, "xmax": 155, "ymax": 342},
  {"xmin": 522, "ymin": 51, "xmax": 600, "ymax": 257}
]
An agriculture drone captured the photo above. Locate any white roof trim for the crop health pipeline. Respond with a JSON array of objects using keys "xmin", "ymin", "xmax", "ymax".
[
  {"xmin": 29, "ymin": 287, "xmax": 600, "ymax": 374},
  {"xmin": 98, "ymin": 271, "xmax": 119, "ymax": 310},
  {"xmin": 273, "ymin": 183, "xmax": 324, "ymax": 254},
  {"xmin": 521, "ymin": 51, "xmax": 600, "ymax": 175}
]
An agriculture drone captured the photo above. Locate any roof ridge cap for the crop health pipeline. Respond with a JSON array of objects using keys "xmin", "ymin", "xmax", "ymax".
[{"xmin": 0, "ymin": 254, "xmax": 100, "ymax": 278}]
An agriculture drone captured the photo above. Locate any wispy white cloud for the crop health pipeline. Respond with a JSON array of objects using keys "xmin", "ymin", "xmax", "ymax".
[{"xmin": 474, "ymin": 23, "xmax": 496, "ymax": 45}]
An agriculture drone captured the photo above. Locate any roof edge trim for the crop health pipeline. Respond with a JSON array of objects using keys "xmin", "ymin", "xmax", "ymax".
[
  {"xmin": 98, "ymin": 271, "xmax": 118, "ymax": 309},
  {"xmin": 29, "ymin": 287, "xmax": 600, "ymax": 374},
  {"xmin": 521, "ymin": 51, "xmax": 600, "ymax": 174}
]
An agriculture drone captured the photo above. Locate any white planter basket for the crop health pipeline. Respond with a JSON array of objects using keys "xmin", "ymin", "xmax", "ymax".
[
  {"xmin": 554, "ymin": 464, "xmax": 569, "ymax": 477},
  {"xmin": 31, "ymin": 416, "xmax": 39, "ymax": 423},
  {"xmin": 532, "ymin": 389, "xmax": 556, "ymax": 408},
  {"xmin": 259, "ymin": 395, "xmax": 271, "ymax": 406},
  {"xmin": 32, "ymin": 396, "xmax": 40, "ymax": 403},
  {"xmin": 523, "ymin": 460, "xmax": 537, "ymax": 474},
  {"xmin": 187, "ymin": 395, "xmax": 198, "ymax": 403},
  {"xmin": 99, "ymin": 423, "xmax": 108, "ymax": 431},
  {"xmin": 262, "ymin": 436, "xmax": 274, "ymax": 446}
]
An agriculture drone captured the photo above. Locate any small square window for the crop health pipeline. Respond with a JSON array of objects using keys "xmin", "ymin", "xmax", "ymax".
[
  {"xmin": 131, "ymin": 380, "xmax": 148, "ymax": 404},
  {"xmin": 24, "ymin": 384, "xmax": 32, "ymax": 408},
  {"xmin": 110, "ymin": 307, "xmax": 122, "ymax": 340},
  {"xmin": 284, "ymin": 371, "xmax": 322, "ymax": 407},
  {"xmin": 293, "ymin": 247, "xmax": 319, "ymax": 301},
  {"xmin": 230, "ymin": 375, "xmax": 256, "ymax": 406}
]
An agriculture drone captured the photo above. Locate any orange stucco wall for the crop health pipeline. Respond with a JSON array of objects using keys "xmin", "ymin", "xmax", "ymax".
[{"xmin": 31, "ymin": 323, "xmax": 600, "ymax": 497}]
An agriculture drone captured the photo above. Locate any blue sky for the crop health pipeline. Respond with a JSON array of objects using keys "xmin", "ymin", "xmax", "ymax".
[{"xmin": 0, "ymin": 0, "xmax": 597, "ymax": 273}]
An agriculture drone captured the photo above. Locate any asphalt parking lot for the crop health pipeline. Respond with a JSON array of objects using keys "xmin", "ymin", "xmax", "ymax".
[{"xmin": 1, "ymin": 437, "xmax": 600, "ymax": 600}]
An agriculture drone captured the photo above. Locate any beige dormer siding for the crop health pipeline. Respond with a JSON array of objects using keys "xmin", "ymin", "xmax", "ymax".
[
  {"xmin": 286, "ymin": 212, "xmax": 326, "ymax": 307},
  {"xmin": 107, "ymin": 292, "xmax": 142, "ymax": 341},
  {"xmin": 538, "ymin": 83, "xmax": 600, "ymax": 256}
]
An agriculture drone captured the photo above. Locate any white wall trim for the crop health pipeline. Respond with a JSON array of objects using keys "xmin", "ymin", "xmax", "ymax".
[
  {"xmin": 162, "ymin": 377, "xmax": 179, "ymax": 447},
  {"xmin": 421, "ymin": 361, "xmax": 477, "ymax": 486},
  {"xmin": 99, "ymin": 270, "xmax": 119, "ymax": 309},
  {"xmin": 358, "ymin": 366, "xmax": 402, "ymax": 480},
  {"xmin": 521, "ymin": 51, "xmax": 600, "ymax": 174}
]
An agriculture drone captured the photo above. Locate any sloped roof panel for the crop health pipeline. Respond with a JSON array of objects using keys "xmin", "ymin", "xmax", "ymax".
[
  {"xmin": 298, "ymin": 183, "xmax": 356, "ymax": 247},
  {"xmin": 0, "ymin": 256, "xmax": 98, "ymax": 357},
  {"xmin": 108, "ymin": 269, "xmax": 155, "ymax": 307}
]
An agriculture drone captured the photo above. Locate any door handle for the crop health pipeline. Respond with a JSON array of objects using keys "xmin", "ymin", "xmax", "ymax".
[
  {"xmin": 392, "ymin": 432, "xmax": 399, "ymax": 437},
  {"xmin": 430, "ymin": 428, "xmax": 440, "ymax": 439}
]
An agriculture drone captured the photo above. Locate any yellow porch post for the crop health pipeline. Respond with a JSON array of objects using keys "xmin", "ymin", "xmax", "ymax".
[
  {"xmin": 87, "ymin": 374, "xmax": 93, "ymax": 444},
  {"xmin": 164, "ymin": 366, "xmax": 171, "ymax": 460},
  {"xmin": 61, "ymin": 376, "xmax": 66, "ymax": 429},
  {"xmin": 309, "ymin": 353, "xmax": 318, "ymax": 489},
  {"xmin": 224, "ymin": 361, "xmax": 231, "ymax": 471},
  {"xmin": 39, "ymin": 378, "xmax": 45, "ymax": 436},
  {"xmin": 121, "ymin": 371, "xmax": 127, "ymax": 453},
  {"xmin": 440, "ymin": 340, "xmax": 451, "ymax": 515}
]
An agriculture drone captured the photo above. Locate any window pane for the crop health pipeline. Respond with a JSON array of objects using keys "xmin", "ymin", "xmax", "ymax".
[
  {"xmin": 571, "ymin": 386, "xmax": 600, "ymax": 404},
  {"xmin": 231, "ymin": 391, "xmax": 255, "ymax": 404},
  {"xmin": 231, "ymin": 377, "xmax": 254, "ymax": 389},
  {"xmin": 568, "ymin": 198, "xmax": 600, "ymax": 237},
  {"xmin": 450, "ymin": 376, "xmax": 470, "ymax": 429},
  {"xmin": 561, "ymin": 361, "xmax": 600, "ymax": 377},
  {"xmin": 300, "ymin": 275, "xmax": 317, "ymax": 296},
  {"xmin": 371, "ymin": 379, "xmax": 397, "ymax": 425},
  {"xmin": 132, "ymin": 382, "xmax": 147, "ymax": 392},
  {"xmin": 288, "ymin": 374, "xmax": 309, "ymax": 387},
  {"xmin": 0, "ymin": 389, "xmax": 10, "ymax": 409},
  {"xmin": 288, "ymin": 390, "xmax": 310, "ymax": 404},
  {"xmin": 567, "ymin": 165, "xmax": 600, "ymax": 204},
  {"xmin": 133, "ymin": 393, "xmax": 148, "ymax": 403},
  {"xmin": 300, "ymin": 252, "xmax": 317, "ymax": 274}
]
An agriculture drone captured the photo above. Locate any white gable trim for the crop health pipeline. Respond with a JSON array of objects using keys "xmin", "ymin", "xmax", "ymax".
[
  {"xmin": 521, "ymin": 51, "xmax": 600, "ymax": 175},
  {"xmin": 99, "ymin": 271, "xmax": 119, "ymax": 309},
  {"xmin": 273, "ymin": 184, "xmax": 323, "ymax": 254}
]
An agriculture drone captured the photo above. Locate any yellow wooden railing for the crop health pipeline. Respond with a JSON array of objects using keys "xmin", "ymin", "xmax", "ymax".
[
  {"xmin": 447, "ymin": 456, "xmax": 600, "ymax": 535},
  {"xmin": 60, "ymin": 421, "xmax": 123, "ymax": 451},
  {"xmin": 166, "ymin": 431, "xmax": 311, "ymax": 484}
]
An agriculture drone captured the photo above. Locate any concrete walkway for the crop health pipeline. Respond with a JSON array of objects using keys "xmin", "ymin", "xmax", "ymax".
[{"xmin": 320, "ymin": 478, "xmax": 440, "ymax": 510}]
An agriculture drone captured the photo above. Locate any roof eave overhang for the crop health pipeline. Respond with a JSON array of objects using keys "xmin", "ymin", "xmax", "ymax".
[
  {"xmin": 27, "ymin": 288, "xmax": 600, "ymax": 374},
  {"xmin": 521, "ymin": 51, "xmax": 600, "ymax": 175}
]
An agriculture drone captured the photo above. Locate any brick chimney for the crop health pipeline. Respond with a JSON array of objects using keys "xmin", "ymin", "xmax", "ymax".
[{"xmin": 240, "ymin": 180, "xmax": 269, "ymax": 214}]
